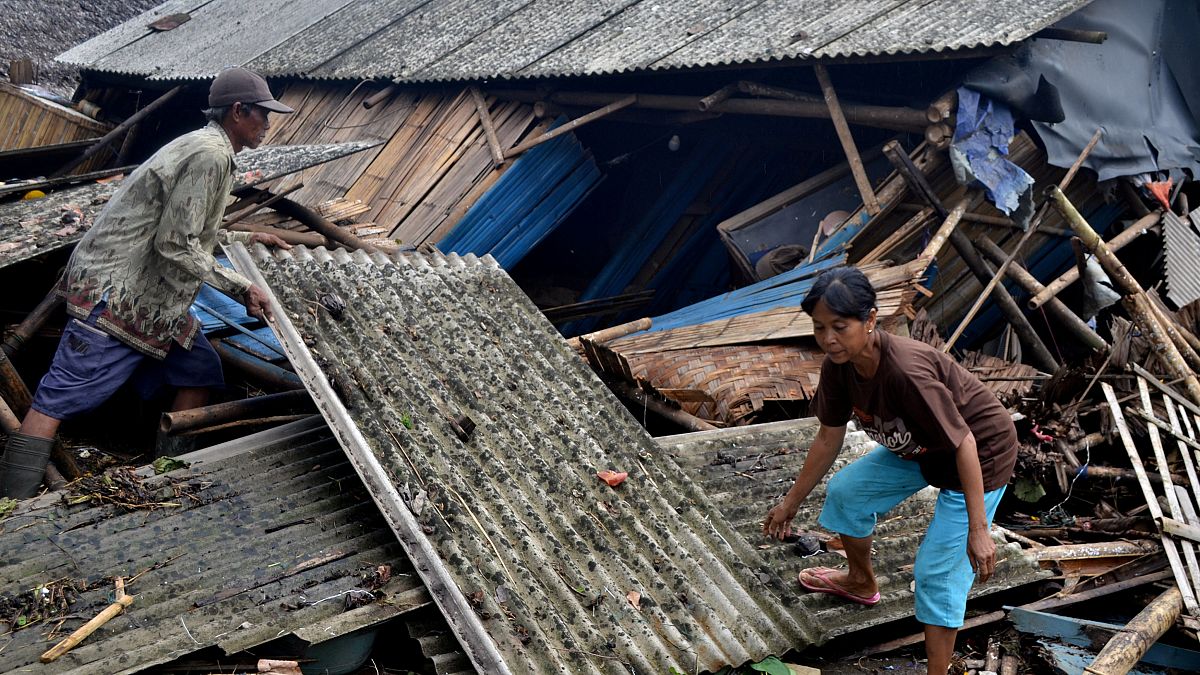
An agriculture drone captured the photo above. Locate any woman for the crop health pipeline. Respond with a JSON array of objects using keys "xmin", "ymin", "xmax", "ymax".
[{"xmin": 762, "ymin": 266, "xmax": 1016, "ymax": 675}]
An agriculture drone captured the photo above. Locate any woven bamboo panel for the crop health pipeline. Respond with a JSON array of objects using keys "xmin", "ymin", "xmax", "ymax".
[
  {"xmin": 261, "ymin": 84, "xmax": 537, "ymax": 247},
  {"xmin": 624, "ymin": 343, "xmax": 823, "ymax": 425},
  {"xmin": 0, "ymin": 82, "xmax": 110, "ymax": 172}
]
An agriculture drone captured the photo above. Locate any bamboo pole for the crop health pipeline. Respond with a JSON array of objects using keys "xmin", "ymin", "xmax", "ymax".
[
  {"xmin": 1083, "ymin": 585, "xmax": 1182, "ymax": 675},
  {"xmin": 228, "ymin": 222, "xmax": 327, "ymax": 248},
  {"xmin": 813, "ymin": 65, "xmax": 879, "ymax": 215},
  {"xmin": 0, "ymin": 347, "xmax": 31, "ymax": 417},
  {"xmin": 2, "ymin": 288, "xmax": 64, "ymax": 357},
  {"xmin": 362, "ymin": 85, "xmax": 396, "ymax": 109},
  {"xmin": 944, "ymin": 128, "xmax": 1104, "ymax": 353},
  {"xmin": 469, "ymin": 87, "xmax": 505, "ymax": 164},
  {"xmin": 52, "ymin": 86, "xmax": 182, "ymax": 178},
  {"xmin": 504, "ymin": 95, "xmax": 636, "ymax": 158},
  {"xmin": 161, "ymin": 389, "xmax": 312, "ymax": 434},
  {"xmin": 253, "ymin": 192, "xmax": 378, "ymax": 254},
  {"xmin": 697, "ymin": 82, "xmax": 740, "ymax": 111},
  {"xmin": 40, "ymin": 578, "xmax": 133, "ymax": 662},
  {"xmin": 975, "ymin": 237, "xmax": 1107, "ymax": 352},
  {"xmin": 915, "ymin": 199, "xmax": 968, "ymax": 266},
  {"xmin": 1052, "ymin": 188, "xmax": 1200, "ymax": 404},
  {"xmin": 608, "ymin": 380, "xmax": 717, "ymax": 432},
  {"xmin": 881, "ymin": 142, "xmax": 1059, "ymax": 370},
  {"xmin": 1029, "ymin": 211, "xmax": 1161, "ymax": 309}
]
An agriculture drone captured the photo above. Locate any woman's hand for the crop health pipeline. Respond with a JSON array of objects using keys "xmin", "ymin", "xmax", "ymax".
[
  {"xmin": 967, "ymin": 525, "xmax": 996, "ymax": 582},
  {"xmin": 763, "ymin": 499, "xmax": 800, "ymax": 540}
]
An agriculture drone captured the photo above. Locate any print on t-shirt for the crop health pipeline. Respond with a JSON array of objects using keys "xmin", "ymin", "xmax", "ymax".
[{"xmin": 851, "ymin": 405, "xmax": 927, "ymax": 459}]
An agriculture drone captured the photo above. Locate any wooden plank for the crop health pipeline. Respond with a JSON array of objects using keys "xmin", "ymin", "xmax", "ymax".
[
  {"xmin": 470, "ymin": 86, "xmax": 505, "ymax": 164},
  {"xmin": 813, "ymin": 64, "xmax": 879, "ymax": 215},
  {"xmin": 1163, "ymin": 399, "xmax": 1200, "ymax": 523},
  {"xmin": 1162, "ymin": 516, "xmax": 1200, "ymax": 545},
  {"xmin": 1103, "ymin": 382, "xmax": 1200, "ymax": 616}
]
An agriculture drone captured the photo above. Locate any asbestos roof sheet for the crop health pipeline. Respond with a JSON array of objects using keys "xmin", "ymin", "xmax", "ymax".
[
  {"xmin": 0, "ymin": 417, "xmax": 430, "ymax": 674},
  {"xmin": 227, "ymin": 243, "xmax": 1045, "ymax": 673},
  {"xmin": 59, "ymin": 0, "xmax": 1093, "ymax": 82},
  {"xmin": 0, "ymin": 141, "xmax": 377, "ymax": 270}
]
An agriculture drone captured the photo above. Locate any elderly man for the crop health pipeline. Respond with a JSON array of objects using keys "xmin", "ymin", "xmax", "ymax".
[{"xmin": 0, "ymin": 67, "xmax": 294, "ymax": 498}]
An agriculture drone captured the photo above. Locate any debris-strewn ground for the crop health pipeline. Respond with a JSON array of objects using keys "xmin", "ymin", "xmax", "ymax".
[{"xmin": 0, "ymin": 0, "xmax": 162, "ymax": 95}]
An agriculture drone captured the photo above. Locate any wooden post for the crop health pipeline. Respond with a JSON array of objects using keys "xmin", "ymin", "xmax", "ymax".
[
  {"xmin": 1029, "ymin": 211, "xmax": 1161, "ymax": 309},
  {"xmin": 1052, "ymin": 188, "xmax": 1200, "ymax": 404},
  {"xmin": 1083, "ymin": 585, "xmax": 1182, "ymax": 675},
  {"xmin": 813, "ymin": 65, "xmax": 880, "ymax": 215},
  {"xmin": 161, "ymin": 389, "xmax": 312, "ymax": 435},
  {"xmin": 52, "ymin": 86, "xmax": 183, "ymax": 178},
  {"xmin": 505, "ymin": 95, "xmax": 637, "ymax": 158},
  {"xmin": 41, "ymin": 578, "xmax": 133, "ymax": 662},
  {"xmin": 2, "ymin": 288, "xmax": 64, "ymax": 357},
  {"xmin": 469, "ymin": 87, "xmax": 505, "ymax": 165},
  {"xmin": 975, "ymin": 237, "xmax": 1107, "ymax": 352},
  {"xmin": 8, "ymin": 58, "xmax": 34, "ymax": 85}
]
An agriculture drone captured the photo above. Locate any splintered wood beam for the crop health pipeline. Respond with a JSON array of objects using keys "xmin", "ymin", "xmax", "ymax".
[
  {"xmin": 1029, "ymin": 211, "xmax": 1161, "ymax": 309},
  {"xmin": 505, "ymin": 95, "xmax": 637, "ymax": 159},
  {"xmin": 469, "ymin": 87, "xmax": 505, "ymax": 165},
  {"xmin": 813, "ymin": 64, "xmax": 879, "ymax": 215},
  {"xmin": 1083, "ymin": 585, "xmax": 1182, "ymax": 675}
]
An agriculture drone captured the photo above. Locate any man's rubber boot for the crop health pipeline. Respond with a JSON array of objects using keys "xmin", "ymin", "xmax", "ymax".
[{"xmin": 0, "ymin": 432, "xmax": 54, "ymax": 499}]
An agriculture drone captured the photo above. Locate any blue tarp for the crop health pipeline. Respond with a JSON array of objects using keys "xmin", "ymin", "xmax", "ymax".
[{"xmin": 950, "ymin": 88, "xmax": 1035, "ymax": 227}]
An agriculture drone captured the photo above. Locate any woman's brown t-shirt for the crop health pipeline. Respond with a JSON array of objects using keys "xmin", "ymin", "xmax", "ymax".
[{"xmin": 812, "ymin": 330, "xmax": 1017, "ymax": 491}]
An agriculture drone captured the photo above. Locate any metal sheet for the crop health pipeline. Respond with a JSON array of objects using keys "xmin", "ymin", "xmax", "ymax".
[
  {"xmin": 1164, "ymin": 210, "xmax": 1200, "ymax": 307},
  {"xmin": 229, "ymin": 243, "xmax": 821, "ymax": 673},
  {"xmin": 0, "ymin": 417, "xmax": 430, "ymax": 674},
  {"xmin": 59, "ymin": 0, "xmax": 1093, "ymax": 82}
]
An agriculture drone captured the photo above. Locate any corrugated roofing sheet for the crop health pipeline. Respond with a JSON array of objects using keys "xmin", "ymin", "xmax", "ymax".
[
  {"xmin": 59, "ymin": 0, "xmax": 1093, "ymax": 82},
  {"xmin": 227, "ymin": 243, "xmax": 1045, "ymax": 673},
  {"xmin": 0, "ymin": 417, "xmax": 430, "ymax": 674},
  {"xmin": 1164, "ymin": 209, "xmax": 1200, "ymax": 308},
  {"xmin": 0, "ymin": 141, "xmax": 377, "ymax": 270}
]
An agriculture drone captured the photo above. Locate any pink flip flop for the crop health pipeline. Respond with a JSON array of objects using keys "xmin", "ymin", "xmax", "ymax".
[{"xmin": 798, "ymin": 567, "xmax": 881, "ymax": 606}]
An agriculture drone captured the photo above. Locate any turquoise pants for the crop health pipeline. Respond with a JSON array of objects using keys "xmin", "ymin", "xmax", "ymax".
[{"xmin": 818, "ymin": 445, "xmax": 1006, "ymax": 628}]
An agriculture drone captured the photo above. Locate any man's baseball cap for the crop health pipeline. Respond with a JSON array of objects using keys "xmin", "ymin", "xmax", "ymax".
[{"xmin": 208, "ymin": 67, "xmax": 294, "ymax": 113}]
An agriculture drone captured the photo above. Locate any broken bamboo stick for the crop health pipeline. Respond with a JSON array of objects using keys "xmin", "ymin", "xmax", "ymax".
[
  {"xmin": 505, "ymin": 95, "xmax": 637, "ymax": 158},
  {"xmin": 1083, "ymin": 585, "xmax": 1182, "ymax": 675},
  {"xmin": 1028, "ymin": 211, "xmax": 1161, "ymax": 309},
  {"xmin": 1052, "ymin": 189, "xmax": 1200, "ymax": 404},
  {"xmin": 362, "ymin": 84, "xmax": 396, "ymax": 109},
  {"xmin": 40, "ymin": 578, "xmax": 133, "ymax": 662},
  {"xmin": 161, "ymin": 389, "xmax": 312, "ymax": 435},
  {"xmin": 2, "ymin": 287, "xmax": 64, "ymax": 357},
  {"xmin": 608, "ymin": 380, "xmax": 716, "ymax": 432},
  {"xmin": 228, "ymin": 222, "xmax": 327, "ymax": 248},
  {"xmin": 251, "ymin": 192, "xmax": 378, "ymax": 254},
  {"xmin": 915, "ymin": 199, "xmax": 968, "ymax": 266},
  {"xmin": 469, "ymin": 87, "xmax": 505, "ymax": 164},
  {"xmin": 0, "ymin": 395, "xmax": 18, "ymax": 434},
  {"xmin": 813, "ymin": 64, "xmax": 879, "ymax": 215},
  {"xmin": 975, "ymin": 236, "xmax": 1107, "ymax": 352}
]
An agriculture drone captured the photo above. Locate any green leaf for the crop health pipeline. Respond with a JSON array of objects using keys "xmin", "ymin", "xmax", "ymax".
[
  {"xmin": 152, "ymin": 457, "xmax": 190, "ymax": 474},
  {"xmin": 400, "ymin": 413, "xmax": 413, "ymax": 430},
  {"xmin": 16, "ymin": 615, "xmax": 27, "ymax": 627},
  {"xmin": 0, "ymin": 497, "xmax": 17, "ymax": 518},
  {"xmin": 749, "ymin": 656, "xmax": 792, "ymax": 675},
  {"xmin": 1013, "ymin": 477, "xmax": 1046, "ymax": 503}
]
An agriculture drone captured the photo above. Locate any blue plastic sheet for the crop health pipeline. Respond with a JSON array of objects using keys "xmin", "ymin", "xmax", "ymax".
[{"xmin": 951, "ymin": 88, "xmax": 1035, "ymax": 227}]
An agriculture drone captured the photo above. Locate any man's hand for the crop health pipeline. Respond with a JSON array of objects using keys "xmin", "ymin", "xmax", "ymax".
[
  {"xmin": 762, "ymin": 498, "xmax": 801, "ymax": 541},
  {"xmin": 967, "ymin": 525, "xmax": 996, "ymax": 582},
  {"xmin": 248, "ymin": 232, "xmax": 293, "ymax": 250},
  {"xmin": 244, "ymin": 284, "xmax": 273, "ymax": 321}
]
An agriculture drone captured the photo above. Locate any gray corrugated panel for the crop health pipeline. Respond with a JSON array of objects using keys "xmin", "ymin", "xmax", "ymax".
[
  {"xmin": 60, "ymin": 0, "xmax": 1093, "ymax": 81},
  {"xmin": 230, "ymin": 243, "xmax": 821, "ymax": 674},
  {"xmin": 660, "ymin": 419, "xmax": 1048, "ymax": 640},
  {"xmin": 230, "ymin": 244, "xmax": 1045, "ymax": 673},
  {"xmin": 0, "ymin": 417, "xmax": 431, "ymax": 674},
  {"xmin": 245, "ymin": 0, "xmax": 431, "ymax": 78},
  {"xmin": 1164, "ymin": 209, "xmax": 1200, "ymax": 307},
  {"xmin": 306, "ymin": 0, "xmax": 533, "ymax": 81},
  {"xmin": 0, "ymin": 141, "xmax": 377, "ymax": 270},
  {"xmin": 55, "ymin": 0, "xmax": 205, "ymax": 70}
]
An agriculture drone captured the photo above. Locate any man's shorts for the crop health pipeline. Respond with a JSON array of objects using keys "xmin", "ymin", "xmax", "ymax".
[
  {"xmin": 818, "ymin": 445, "xmax": 1006, "ymax": 628},
  {"xmin": 30, "ymin": 308, "xmax": 224, "ymax": 421}
]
